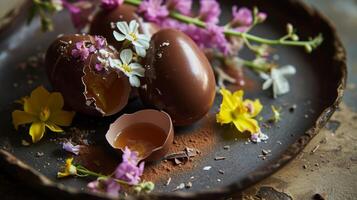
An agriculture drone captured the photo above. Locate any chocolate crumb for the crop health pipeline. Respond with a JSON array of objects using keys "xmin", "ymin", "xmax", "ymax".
[
  {"xmin": 165, "ymin": 177, "xmax": 171, "ymax": 186},
  {"xmin": 173, "ymin": 183, "xmax": 185, "ymax": 191},
  {"xmin": 214, "ymin": 156, "xmax": 226, "ymax": 161},
  {"xmin": 21, "ymin": 140, "xmax": 30, "ymax": 146},
  {"xmin": 223, "ymin": 145, "xmax": 230, "ymax": 150},
  {"xmin": 312, "ymin": 193, "xmax": 326, "ymax": 200},
  {"xmin": 311, "ymin": 145, "xmax": 320, "ymax": 154},
  {"xmin": 185, "ymin": 182, "xmax": 192, "ymax": 188},
  {"xmin": 174, "ymin": 158, "xmax": 182, "ymax": 165},
  {"xmin": 289, "ymin": 104, "xmax": 297, "ymax": 112},
  {"xmin": 36, "ymin": 152, "xmax": 44, "ymax": 157}
]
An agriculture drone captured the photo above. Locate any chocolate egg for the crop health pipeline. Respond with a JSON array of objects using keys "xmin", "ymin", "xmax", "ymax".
[
  {"xmin": 140, "ymin": 29, "xmax": 216, "ymax": 126},
  {"xmin": 89, "ymin": 4, "xmax": 159, "ymax": 50},
  {"xmin": 45, "ymin": 34, "xmax": 131, "ymax": 116}
]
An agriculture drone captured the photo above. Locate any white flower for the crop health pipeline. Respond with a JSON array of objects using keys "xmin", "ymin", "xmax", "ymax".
[
  {"xmin": 109, "ymin": 49, "xmax": 145, "ymax": 87},
  {"xmin": 51, "ymin": 0, "xmax": 63, "ymax": 11},
  {"xmin": 250, "ymin": 131, "xmax": 269, "ymax": 143},
  {"xmin": 113, "ymin": 20, "xmax": 150, "ymax": 57},
  {"xmin": 260, "ymin": 65, "xmax": 296, "ymax": 98}
]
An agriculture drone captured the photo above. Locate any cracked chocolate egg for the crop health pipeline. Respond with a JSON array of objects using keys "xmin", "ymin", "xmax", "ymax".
[
  {"xmin": 89, "ymin": 4, "xmax": 159, "ymax": 50},
  {"xmin": 105, "ymin": 109, "xmax": 174, "ymax": 161},
  {"xmin": 45, "ymin": 34, "xmax": 131, "ymax": 116},
  {"xmin": 139, "ymin": 29, "xmax": 216, "ymax": 126}
]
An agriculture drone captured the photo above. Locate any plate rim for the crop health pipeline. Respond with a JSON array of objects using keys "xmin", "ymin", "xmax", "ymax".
[{"xmin": 0, "ymin": 0, "xmax": 347, "ymax": 199}]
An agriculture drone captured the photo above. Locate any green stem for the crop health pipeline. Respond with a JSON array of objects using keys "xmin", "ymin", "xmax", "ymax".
[
  {"xmin": 124, "ymin": 0, "xmax": 323, "ymax": 50},
  {"xmin": 76, "ymin": 166, "xmax": 130, "ymax": 186}
]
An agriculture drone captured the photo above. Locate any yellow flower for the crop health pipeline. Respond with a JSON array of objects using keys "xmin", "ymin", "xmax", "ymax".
[
  {"xmin": 57, "ymin": 157, "xmax": 77, "ymax": 178},
  {"xmin": 270, "ymin": 105, "xmax": 281, "ymax": 123},
  {"xmin": 12, "ymin": 86, "xmax": 75, "ymax": 143},
  {"xmin": 216, "ymin": 88, "xmax": 263, "ymax": 134}
]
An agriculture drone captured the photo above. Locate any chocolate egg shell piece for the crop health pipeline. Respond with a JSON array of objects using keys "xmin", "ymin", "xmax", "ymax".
[
  {"xmin": 140, "ymin": 29, "xmax": 216, "ymax": 126},
  {"xmin": 89, "ymin": 4, "xmax": 159, "ymax": 50},
  {"xmin": 105, "ymin": 109, "xmax": 174, "ymax": 162},
  {"xmin": 45, "ymin": 34, "xmax": 131, "ymax": 116}
]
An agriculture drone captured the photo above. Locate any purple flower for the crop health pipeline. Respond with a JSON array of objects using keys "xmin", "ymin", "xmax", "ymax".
[
  {"xmin": 232, "ymin": 6, "xmax": 253, "ymax": 27},
  {"xmin": 138, "ymin": 0, "xmax": 169, "ymax": 23},
  {"xmin": 95, "ymin": 63, "xmax": 104, "ymax": 71},
  {"xmin": 160, "ymin": 18, "xmax": 186, "ymax": 30},
  {"xmin": 100, "ymin": 0, "xmax": 124, "ymax": 10},
  {"xmin": 122, "ymin": 147, "xmax": 139, "ymax": 165},
  {"xmin": 199, "ymin": 0, "xmax": 221, "ymax": 24},
  {"xmin": 182, "ymin": 24, "xmax": 208, "ymax": 49},
  {"xmin": 94, "ymin": 35, "xmax": 106, "ymax": 50},
  {"xmin": 62, "ymin": 141, "xmax": 81, "ymax": 155},
  {"xmin": 62, "ymin": 0, "xmax": 95, "ymax": 30},
  {"xmin": 115, "ymin": 161, "xmax": 144, "ymax": 185},
  {"xmin": 206, "ymin": 23, "xmax": 229, "ymax": 55},
  {"xmin": 257, "ymin": 12, "xmax": 267, "ymax": 22},
  {"xmin": 71, "ymin": 41, "xmax": 95, "ymax": 61},
  {"xmin": 166, "ymin": 0, "xmax": 192, "ymax": 15},
  {"xmin": 113, "ymin": 147, "xmax": 144, "ymax": 185},
  {"xmin": 88, "ymin": 178, "xmax": 121, "ymax": 197}
]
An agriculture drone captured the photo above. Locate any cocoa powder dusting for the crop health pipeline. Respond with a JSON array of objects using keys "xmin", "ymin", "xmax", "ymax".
[{"xmin": 141, "ymin": 115, "xmax": 217, "ymax": 182}]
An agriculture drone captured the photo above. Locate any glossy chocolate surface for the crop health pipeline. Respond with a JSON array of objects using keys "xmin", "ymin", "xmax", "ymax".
[
  {"xmin": 45, "ymin": 34, "xmax": 131, "ymax": 116},
  {"xmin": 89, "ymin": 4, "xmax": 159, "ymax": 50},
  {"xmin": 140, "ymin": 29, "xmax": 216, "ymax": 126}
]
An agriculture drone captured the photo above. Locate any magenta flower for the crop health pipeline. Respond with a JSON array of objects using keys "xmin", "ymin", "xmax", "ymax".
[
  {"xmin": 115, "ymin": 161, "xmax": 144, "ymax": 185},
  {"xmin": 206, "ymin": 23, "xmax": 230, "ymax": 55},
  {"xmin": 71, "ymin": 41, "xmax": 95, "ymax": 61},
  {"xmin": 199, "ymin": 0, "xmax": 221, "ymax": 24},
  {"xmin": 138, "ymin": 0, "xmax": 169, "ymax": 23},
  {"xmin": 62, "ymin": 0, "xmax": 94, "ymax": 30},
  {"xmin": 114, "ymin": 147, "xmax": 144, "ymax": 185},
  {"xmin": 160, "ymin": 18, "xmax": 186, "ymax": 30},
  {"xmin": 101, "ymin": 0, "xmax": 124, "ymax": 10},
  {"xmin": 95, "ymin": 63, "xmax": 104, "ymax": 71},
  {"xmin": 88, "ymin": 178, "xmax": 121, "ymax": 197},
  {"xmin": 166, "ymin": 0, "xmax": 192, "ymax": 15},
  {"xmin": 62, "ymin": 141, "xmax": 81, "ymax": 155},
  {"xmin": 182, "ymin": 24, "xmax": 208, "ymax": 49},
  {"xmin": 232, "ymin": 6, "xmax": 253, "ymax": 27},
  {"xmin": 122, "ymin": 147, "xmax": 139, "ymax": 165},
  {"xmin": 94, "ymin": 35, "xmax": 106, "ymax": 50}
]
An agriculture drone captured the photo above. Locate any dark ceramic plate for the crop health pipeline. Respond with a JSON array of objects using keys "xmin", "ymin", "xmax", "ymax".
[{"xmin": 0, "ymin": 0, "xmax": 346, "ymax": 199}]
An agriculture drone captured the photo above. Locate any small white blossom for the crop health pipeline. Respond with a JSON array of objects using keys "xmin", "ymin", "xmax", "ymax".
[
  {"xmin": 113, "ymin": 20, "xmax": 150, "ymax": 57},
  {"xmin": 260, "ymin": 65, "xmax": 296, "ymax": 98},
  {"xmin": 109, "ymin": 49, "xmax": 145, "ymax": 87},
  {"xmin": 250, "ymin": 131, "xmax": 269, "ymax": 143},
  {"xmin": 51, "ymin": 0, "xmax": 63, "ymax": 11}
]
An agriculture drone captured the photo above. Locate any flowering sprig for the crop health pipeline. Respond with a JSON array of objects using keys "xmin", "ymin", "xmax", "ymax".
[
  {"xmin": 57, "ymin": 147, "xmax": 154, "ymax": 197},
  {"xmin": 124, "ymin": 0, "xmax": 323, "ymax": 52}
]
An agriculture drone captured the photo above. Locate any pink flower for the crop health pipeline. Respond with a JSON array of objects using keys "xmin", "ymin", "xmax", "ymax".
[
  {"xmin": 95, "ymin": 63, "xmax": 104, "ymax": 71},
  {"xmin": 88, "ymin": 178, "xmax": 121, "ymax": 197},
  {"xmin": 115, "ymin": 161, "xmax": 144, "ymax": 185},
  {"xmin": 199, "ymin": 0, "xmax": 221, "ymax": 24},
  {"xmin": 166, "ymin": 0, "xmax": 192, "ymax": 15},
  {"xmin": 160, "ymin": 18, "xmax": 186, "ymax": 30},
  {"xmin": 138, "ymin": 0, "xmax": 169, "ymax": 23},
  {"xmin": 62, "ymin": 0, "xmax": 95, "ymax": 30},
  {"xmin": 231, "ymin": 6, "xmax": 267, "ymax": 32},
  {"xmin": 62, "ymin": 141, "xmax": 81, "ymax": 155},
  {"xmin": 114, "ymin": 147, "xmax": 144, "ymax": 185},
  {"xmin": 232, "ymin": 6, "xmax": 253, "ymax": 27},
  {"xmin": 100, "ymin": 0, "xmax": 124, "ymax": 10},
  {"xmin": 71, "ymin": 41, "xmax": 95, "ymax": 61},
  {"xmin": 206, "ymin": 23, "xmax": 229, "ymax": 55},
  {"xmin": 94, "ymin": 35, "xmax": 106, "ymax": 50}
]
